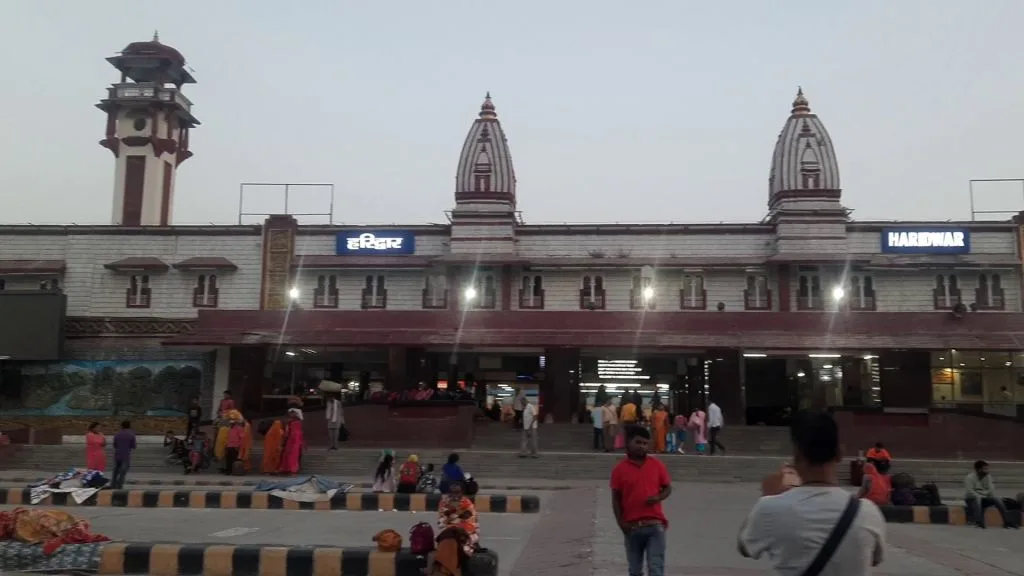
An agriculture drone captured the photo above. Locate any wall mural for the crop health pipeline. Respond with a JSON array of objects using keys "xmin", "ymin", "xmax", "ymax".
[{"xmin": 1, "ymin": 360, "xmax": 203, "ymax": 416}]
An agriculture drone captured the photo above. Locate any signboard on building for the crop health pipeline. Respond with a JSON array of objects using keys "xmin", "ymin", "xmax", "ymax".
[
  {"xmin": 336, "ymin": 231, "xmax": 416, "ymax": 255},
  {"xmin": 880, "ymin": 228, "xmax": 971, "ymax": 255}
]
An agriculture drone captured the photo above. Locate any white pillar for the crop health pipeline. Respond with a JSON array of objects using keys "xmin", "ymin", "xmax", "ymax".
[{"xmin": 213, "ymin": 346, "xmax": 231, "ymax": 405}]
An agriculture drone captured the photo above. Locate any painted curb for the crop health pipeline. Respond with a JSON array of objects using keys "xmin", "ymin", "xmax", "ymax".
[
  {"xmin": 0, "ymin": 488, "xmax": 541, "ymax": 513},
  {"xmin": 97, "ymin": 542, "xmax": 499, "ymax": 576}
]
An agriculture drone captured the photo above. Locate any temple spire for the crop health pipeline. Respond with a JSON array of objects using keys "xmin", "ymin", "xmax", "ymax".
[
  {"xmin": 479, "ymin": 92, "xmax": 497, "ymax": 119},
  {"xmin": 152, "ymin": 30, "xmax": 160, "ymax": 43},
  {"xmin": 791, "ymin": 87, "xmax": 810, "ymax": 115}
]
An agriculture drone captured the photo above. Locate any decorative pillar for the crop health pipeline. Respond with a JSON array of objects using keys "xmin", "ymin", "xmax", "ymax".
[
  {"xmin": 260, "ymin": 215, "xmax": 298, "ymax": 310},
  {"xmin": 708, "ymin": 350, "xmax": 744, "ymax": 425}
]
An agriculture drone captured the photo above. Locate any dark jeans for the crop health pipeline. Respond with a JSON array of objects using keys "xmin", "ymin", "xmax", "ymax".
[
  {"xmin": 966, "ymin": 495, "xmax": 1013, "ymax": 527},
  {"xmin": 593, "ymin": 427, "xmax": 605, "ymax": 450},
  {"xmin": 709, "ymin": 426, "xmax": 725, "ymax": 455},
  {"xmin": 624, "ymin": 524, "xmax": 666, "ymax": 576},
  {"xmin": 112, "ymin": 459, "xmax": 129, "ymax": 489},
  {"xmin": 223, "ymin": 447, "xmax": 239, "ymax": 474}
]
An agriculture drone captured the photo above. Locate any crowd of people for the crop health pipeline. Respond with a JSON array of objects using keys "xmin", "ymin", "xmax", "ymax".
[{"xmin": 589, "ymin": 388, "xmax": 727, "ymax": 456}]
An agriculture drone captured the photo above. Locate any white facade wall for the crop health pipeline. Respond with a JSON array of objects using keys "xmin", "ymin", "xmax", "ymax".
[
  {"xmin": 515, "ymin": 232, "xmax": 774, "ymax": 258},
  {"xmin": 0, "ymin": 225, "xmax": 1018, "ymax": 317},
  {"xmin": 0, "ymin": 232, "xmax": 262, "ymax": 319}
]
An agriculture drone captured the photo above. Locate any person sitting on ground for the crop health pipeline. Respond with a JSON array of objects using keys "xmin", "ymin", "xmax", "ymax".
[
  {"xmin": 965, "ymin": 460, "xmax": 1018, "ymax": 529},
  {"xmin": 858, "ymin": 462, "xmax": 892, "ymax": 506},
  {"xmin": 865, "ymin": 442, "xmax": 892, "ymax": 469},
  {"xmin": 417, "ymin": 463, "xmax": 440, "ymax": 494},
  {"xmin": 738, "ymin": 411, "xmax": 887, "ymax": 574},
  {"xmin": 372, "ymin": 452, "xmax": 397, "ymax": 493},
  {"xmin": 437, "ymin": 480, "xmax": 480, "ymax": 553},
  {"xmin": 397, "ymin": 454, "xmax": 422, "ymax": 494},
  {"xmin": 439, "ymin": 452, "xmax": 466, "ymax": 494}
]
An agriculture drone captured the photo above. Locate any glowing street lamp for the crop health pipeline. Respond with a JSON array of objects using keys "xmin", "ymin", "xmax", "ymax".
[
  {"xmin": 464, "ymin": 286, "xmax": 477, "ymax": 300},
  {"xmin": 642, "ymin": 286, "xmax": 654, "ymax": 301},
  {"xmin": 288, "ymin": 287, "xmax": 300, "ymax": 300},
  {"xmin": 831, "ymin": 286, "xmax": 845, "ymax": 301}
]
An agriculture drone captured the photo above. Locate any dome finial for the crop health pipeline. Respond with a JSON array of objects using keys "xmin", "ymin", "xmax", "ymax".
[
  {"xmin": 479, "ymin": 92, "xmax": 497, "ymax": 119},
  {"xmin": 791, "ymin": 86, "xmax": 810, "ymax": 115},
  {"xmin": 153, "ymin": 30, "xmax": 160, "ymax": 43}
]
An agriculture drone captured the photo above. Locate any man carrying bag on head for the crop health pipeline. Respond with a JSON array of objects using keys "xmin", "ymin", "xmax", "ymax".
[{"xmin": 738, "ymin": 411, "xmax": 886, "ymax": 575}]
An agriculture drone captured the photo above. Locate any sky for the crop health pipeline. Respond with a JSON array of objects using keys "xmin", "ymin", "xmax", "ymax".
[{"xmin": 1, "ymin": 0, "xmax": 1023, "ymax": 226}]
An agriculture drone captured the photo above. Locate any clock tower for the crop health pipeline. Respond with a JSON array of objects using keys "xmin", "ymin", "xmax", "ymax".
[{"xmin": 97, "ymin": 33, "xmax": 200, "ymax": 226}]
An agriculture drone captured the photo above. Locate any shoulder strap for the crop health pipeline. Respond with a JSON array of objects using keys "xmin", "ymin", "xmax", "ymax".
[{"xmin": 801, "ymin": 495, "xmax": 861, "ymax": 576}]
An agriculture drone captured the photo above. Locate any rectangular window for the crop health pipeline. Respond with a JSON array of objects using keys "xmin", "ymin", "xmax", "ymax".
[
  {"xmin": 519, "ymin": 275, "xmax": 545, "ymax": 309},
  {"xmin": 422, "ymin": 275, "xmax": 448, "ymax": 309},
  {"xmin": 797, "ymin": 267, "xmax": 822, "ymax": 310},
  {"xmin": 313, "ymin": 275, "xmax": 339, "ymax": 309},
  {"xmin": 744, "ymin": 275, "xmax": 771, "ymax": 310},
  {"xmin": 125, "ymin": 274, "xmax": 151, "ymax": 308},
  {"xmin": 975, "ymin": 273, "xmax": 1005, "ymax": 310},
  {"xmin": 579, "ymin": 275, "xmax": 606, "ymax": 310},
  {"xmin": 192, "ymin": 274, "xmax": 219, "ymax": 308},
  {"xmin": 848, "ymin": 274, "xmax": 876, "ymax": 311},
  {"xmin": 630, "ymin": 275, "xmax": 655, "ymax": 310},
  {"xmin": 933, "ymin": 274, "xmax": 961, "ymax": 310},
  {"xmin": 930, "ymin": 350, "xmax": 1019, "ymax": 415},
  {"xmin": 680, "ymin": 274, "xmax": 706, "ymax": 310},
  {"xmin": 361, "ymin": 275, "xmax": 387, "ymax": 309}
]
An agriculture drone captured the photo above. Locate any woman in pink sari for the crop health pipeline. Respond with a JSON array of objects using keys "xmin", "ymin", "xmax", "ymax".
[
  {"xmin": 689, "ymin": 407, "xmax": 708, "ymax": 454},
  {"xmin": 278, "ymin": 409, "xmax": 305, "ymax": 475},
  {"xmin": 85, "ymin": 422, "xmax": 106, "ymax": 471}
]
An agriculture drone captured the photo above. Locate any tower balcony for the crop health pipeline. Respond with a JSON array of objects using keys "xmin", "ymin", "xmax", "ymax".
[{"xmin": 102, "ymin": 83, "xmax": 195, "ymax": 117}]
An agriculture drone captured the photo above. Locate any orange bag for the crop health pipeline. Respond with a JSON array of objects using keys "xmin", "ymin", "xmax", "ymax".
[{"xmin": 372, "ymin": 529, "xmax": 403, "ymax": 552}]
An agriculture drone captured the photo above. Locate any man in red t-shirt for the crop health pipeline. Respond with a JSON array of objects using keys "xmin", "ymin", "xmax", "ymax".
[{"xmin": 611, "ymin": 424, "xmax": 672, "ymax": 576}]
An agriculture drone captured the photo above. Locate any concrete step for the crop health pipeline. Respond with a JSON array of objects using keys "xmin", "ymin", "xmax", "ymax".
[{"xmin": 9, "ymin": 445, "xmax": 1024, "ymax": 486}]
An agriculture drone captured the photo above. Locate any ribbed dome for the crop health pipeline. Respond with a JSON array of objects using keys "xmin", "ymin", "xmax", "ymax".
[
  {"xmin": 768, "ymin": 88, "xmax": 840, "ymax": 202},
  {"xmin": 454, "ymin": 93, "xmax": 516, "ymax": 206},
  {"xmin": 121, "ymin": 32, "xmax": 186, "ymax": 66}
]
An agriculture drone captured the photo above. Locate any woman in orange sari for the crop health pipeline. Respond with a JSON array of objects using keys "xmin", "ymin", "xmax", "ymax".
[
  {"xmin": 650, "ymin": 404, "xmax": 668, "ymax": 453},
  {"xmin": 261, "ymin": 420, "xmax": 284, "ymax": 474}
]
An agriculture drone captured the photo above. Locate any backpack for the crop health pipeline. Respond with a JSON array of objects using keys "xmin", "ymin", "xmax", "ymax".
[
  {"xmin": 399, "ymin": 462, "xmax": 420, "ymax": 485},
  {"xmin": 409, "ymin": 522, "xmax": 435, "ymax": 555}
]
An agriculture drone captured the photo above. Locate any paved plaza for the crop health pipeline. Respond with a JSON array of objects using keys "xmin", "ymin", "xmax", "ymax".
[{"xmin": 4, "ymin": 482, "xmax": 1023, "ymax": 575}]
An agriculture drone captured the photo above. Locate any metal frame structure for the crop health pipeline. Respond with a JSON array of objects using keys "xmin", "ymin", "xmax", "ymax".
[
  {"xmin": 237, "ymin": 182, "xmax": 335, "ymax": 224},
  {"xmin": 969, "ymin": 178, "xmax": 1024, "ymax": 221}
]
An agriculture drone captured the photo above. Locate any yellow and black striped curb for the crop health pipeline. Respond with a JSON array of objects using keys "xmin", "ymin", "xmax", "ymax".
[
  {"xmin": 881, "ymin": 505, "xmax": 1021, "ymax": 527},
  {"xmin": 0, "ymin": 488, "xmax": 539, "ymax": 513},
  {"xmin": 98, "ymin": 542, "xmax": 499, "ymax": 576}
]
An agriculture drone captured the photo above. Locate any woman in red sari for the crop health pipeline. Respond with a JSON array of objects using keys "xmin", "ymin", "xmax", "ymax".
[{"xmin": 278, "ymin": 409, "xmax": 304, "ymax": 476}]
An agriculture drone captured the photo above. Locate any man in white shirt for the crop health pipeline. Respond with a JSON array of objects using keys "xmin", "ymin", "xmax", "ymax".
[
  {"xmin": 325, "ymin": 393, "xmax": 345, "ymax": 450},
  {"xmin": 707, "ymin": 401, "xmax": 726, "ymax": 455},
  {"xmin": 519, "ymin": 397, "xmax": 539, "ymax": 458},
  {"xmin": 738, "ymin": 411, "xmax": 886, "ymax": 575},
  {"xmin": 591, "ymin": 401, "xmax": 604, "ymax": 450},
  {"xmin": 601, "ymin": 399, "xmax": 618, "ymax": 453}
]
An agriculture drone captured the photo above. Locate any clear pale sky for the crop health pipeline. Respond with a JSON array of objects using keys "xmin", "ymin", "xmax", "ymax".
[{"xmin": 1, "ymin": 1, "xmax": 1022, "ymax": 226}]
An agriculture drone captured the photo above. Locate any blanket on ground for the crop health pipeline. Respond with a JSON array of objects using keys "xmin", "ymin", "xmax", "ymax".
[{"xmin": 253, "ymin": 475, "xmax": 354, "ymax": 502}]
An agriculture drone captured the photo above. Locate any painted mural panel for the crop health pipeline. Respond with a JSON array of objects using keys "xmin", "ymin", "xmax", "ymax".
[{"xmin": 1, "ymin": 360, "xmax": 202, "ymax": 416}]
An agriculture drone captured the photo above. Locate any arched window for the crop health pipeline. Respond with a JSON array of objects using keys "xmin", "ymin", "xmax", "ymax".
[
  {"xmin": 126, "ymin": 275, "xmax": 151, "ymax": 308},
  {"xmin": 630, "ymin": 275, "xmax": 655, "ymax": 310},
  {"xmin": 680, "ymin": 274, "xmax": 706, "ymax": 310},
  {"xmin": 520, "ymin": 275, "xmax": 545, "ymax": 309},
  {"xmin": 580, "ymin": 275, "xmax": 606, "ymax": 309},
  {"xmin": 313, "ymin": 274, "xmax": 339, "ymax": 308},
  {"xmin": 193, "ymin": 274, "xmax": 219, "ymax": 308},
  {"xmin": 362, "ymin": 275, "xmax": 387, "ymax": 309},
  {"xmin": 847, "ymin": 273, "xmax": 876, "ymax": 311},
  {"xmin": 422, "ymin": 274, "xmax": 448, "ymax": 309},
  {"xmin": 975, "ymin": 272, "xmax": 1006, "ymax": 310},
  {"xmin": 933, "ymin": 274, "xmax": 962, "ymax": 310},
  {"xmin": 744, "ymin": 274, "xmax": 771, "ymax": 310}
]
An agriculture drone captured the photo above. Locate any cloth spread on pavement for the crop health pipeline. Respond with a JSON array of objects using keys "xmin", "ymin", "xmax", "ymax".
[
  {"xmin": 253, "ymin": 475, "xmax": 354, "ymax": 502},
  {"xmin": 0, "ymin": 508, "xmax": 110, "ymax": 556},
  {"xmin": 27, "ymin": 469, "xmax": 104, "ymax": 505}
]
